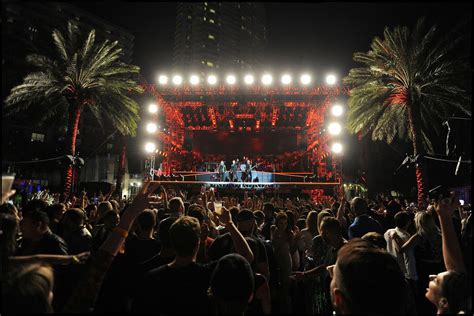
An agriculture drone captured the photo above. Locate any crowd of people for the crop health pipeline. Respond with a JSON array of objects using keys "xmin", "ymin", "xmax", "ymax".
[{"xmin": 1, "ymin": 182, "xmax": 472, "ymax": 314}]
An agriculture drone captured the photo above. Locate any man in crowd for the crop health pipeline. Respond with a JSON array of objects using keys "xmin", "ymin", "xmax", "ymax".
[{"xmin": 348, "ymin": 197, "xmax": 384, "ymax": 239}]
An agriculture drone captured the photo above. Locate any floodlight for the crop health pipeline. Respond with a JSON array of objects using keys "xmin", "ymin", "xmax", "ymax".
[
  {"xmin": 148, "ymin": 103, "xmax": 158, "ymax": 114},
  {"xmin": 328, "ymin": 122, "xmax": 342, "ymax": 135},
  {"xmin": 145, "ymin": 142, "xmax": 156, "ymax": 153},
  {"xmin": 262, "ymin": 74, "xmax": 273, "ymax": 85},
  {"xmin": 331, "ymin": 142, "xmax": 343, "ymax": 154},
  {"xmin": 300, "ymin": 74, "xmax": 312, "ymax": 85},
  {"xmin": 207, "ymin": 74, "xmax": 217, "ymax": 85},
  {"xmin": 244, "ymin": 74, "xmax": 254, "ymax": 85},
  {"xmin": 326, "ymin": 74, "xmax": 337, "ymax": 85},
  {"xmin": 281, "ymin": 74, "xmax": 292, "ymax": 85},
  {"xmin": 226, "ymin": 74, "xmax": 236, "ymax": 85},
  {"xmin": 189, "ymin": 74, "xmax": 200, "ymax": 85},
  {"xmin": 146, "ymin": 122, "xmax": 158, "ymax": 133},
  {"xmin": 158, "ymin": 75, "xmax": 168, "ymax": 85},
  {"xmin": 331, "ymin": 104, "xmax": 344, "ymax": 117},
  {"xmin": 172, "ymin": 75, "xmax": 183, "ymax": 85}
]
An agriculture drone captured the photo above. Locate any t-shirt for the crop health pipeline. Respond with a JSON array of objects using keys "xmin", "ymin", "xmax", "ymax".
[
  {"xmin": 348, "ymin": 214, "xmax": 384, "ymax": 239},
  {"xmin": 124, "ymin": 235, "xmax": 161, "ymax": 264},
  {"xmin": 132, "ymin": 261, "xmax": 218, "ymax": 314},
  {"xmin": 207, "ymin": 232, "xmax": 267, "ymax": 265}
]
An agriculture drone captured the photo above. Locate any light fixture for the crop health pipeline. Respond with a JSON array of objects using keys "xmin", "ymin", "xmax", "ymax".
[
  {"xmin": 331, "ymin": 104, "xmax": 344, "ymax": 117},
  {"xmin": 145, "ymin": 142, "xmax": 156, "ymax": 153},
  {"xmin": 207, "ymin": 74, "xmax": 217, "ymax": 85},
  {"xmin": 148, "ymin": 103, "xmax": 158, "ymax": 114},
  {"xmin": 261, "ymin": 74, "xmax": 273, "ymax": 85},
  {"xmin": 300, "ymin": 74, "xmax": 311, "ymax": 85},
  {"xmin": 189, "ymin": 74, "xmax": 200, "ymax": 85},
  {"xmin": 326, "ymin": 74, "xmax": 337, "ymax": 85},
  {"xmin": 158, "ymin": 75, "xmax": 168, "ymax": 85},
  {"xmin": 146, "ymin": 122, "xmax": 157, "ymax": 133},
  {"xmin": 172, "ymin": 75, "xmax": 183, "ymax": 85},
  {"xmin": 328, "ymin": 122, "xmax": 342, "ymax": 135},
  {"xmin": 226, "ymin": 74, "xmax": 236, "ymax": 85},
  {"xmin": 244, "ymin": 74, "xmax": 254, "ymax": 85},
  {"xmin": 331, "ymin": 142, "xmax": 343, "ymax": 154},
  {"xmin": 281, "ymin": 74, "xmax": 292, "ymax": 85}
]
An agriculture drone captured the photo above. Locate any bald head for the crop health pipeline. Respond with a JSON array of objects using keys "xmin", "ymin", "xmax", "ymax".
[{"xmin": 350, "ymin": 197, "xmax": 368, "ymax": 217}]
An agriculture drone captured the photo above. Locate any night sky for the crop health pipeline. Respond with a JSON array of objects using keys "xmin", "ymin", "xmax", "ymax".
[
  {"xmin": 72, "ymin": 2, "xmax": 472, "ymax": 82},
  {"xmin": 70, "ymin": 1, "xmax": 471, "ymax": 194}
]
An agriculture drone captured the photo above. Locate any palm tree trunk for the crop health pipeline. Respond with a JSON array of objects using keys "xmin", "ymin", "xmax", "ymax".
[
  {"xmin": 407, "ymin": 105, "xmax": 426, "ymax": 209},
  {"xmin": 115, "ymin": 139, "xmax": 127, "ymax": 198},
  {"xmin": 64, "ymin": 105, "xmax": 82, "ymax": 195}
]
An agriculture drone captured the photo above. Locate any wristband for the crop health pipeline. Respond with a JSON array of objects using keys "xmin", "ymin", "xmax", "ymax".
[
  {"xmin": 113, "ymin": 226, "xmax": 129, "ymax": 238},
  {"xmin": 71, "ymin": 255, "xmax": 80, "ymax": 264}
]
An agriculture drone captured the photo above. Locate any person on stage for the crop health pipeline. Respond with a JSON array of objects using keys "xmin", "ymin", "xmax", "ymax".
[
  {"xmin": 218, "ymin": 161, "xmax": 226, "ymax": 182},
  {"xmin": 245, "ymin": 159, "xmax": 252, "ymax": 182},
  {"xmin": 230, "ymin": 160, "xmax": 238, "ymax": 182}
]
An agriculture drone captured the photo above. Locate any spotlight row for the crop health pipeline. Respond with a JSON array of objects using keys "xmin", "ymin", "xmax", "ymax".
[
  {"xmin": 327, "ymin": 103, "xmax": 345, "ymax": 155},
  {"xmin": 156, "ymin": 73, "xmax": 338, "ymax": 86}
]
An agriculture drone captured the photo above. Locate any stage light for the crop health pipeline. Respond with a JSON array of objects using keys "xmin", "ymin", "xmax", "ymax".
[
  {"xmin": 331, "ymin": 142, "xmax": 343, "ymax": 154},
  {"xmin": 148, "ymin": 103, "xmax": 158, "ymax": 114},
  {"xmin": 244, "ymin": 74, "xmax": 254, "ymax": 85},
  {"xmin": 172, "ymin": 75, "xmax": 183, "ymax": 85},
  {"xmin": 326, "ymin": 74, "xmax": 337, "ymax": 85},
  {"xmin": 328, "ymin": 122, "xmax": 342, "ymax": 135},
  {"xmin": 145, "ymin": 142, "xmax": 156, "ymax": 153},
  {"xmin": 146, "ymin": 122, "xmax": 157, "ymax": 133},
  {"xmin": 331, "ymin": 104, "xmax": 344, "ymax": 117},
  {"xmin": 207, "ymin": 74, "xmax": 217, "ymax": 85},
  {"xmin": 300, "ymin": 74, "xmax": 312, "ymax": 85},
  {"xmin": 226, "ymin": 74, "xmax": 236, "ymax": 85},
  {"xmin": 158, "ymin": 75, "xmax": 168, "ymax": 85},
  {"xmin": 189, "ymin": 74, "xmax": 200, "ymax": 85},
  {"xmin": 281, "ymin": 74, "xmax": 292, "ymax": 85},
  {"xmin": 262, "ymin": 74, "xmax": 273, "ymax": 85}
]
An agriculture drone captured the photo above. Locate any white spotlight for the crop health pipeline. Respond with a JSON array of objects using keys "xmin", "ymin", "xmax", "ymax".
[
  {"xmin": 145, "ymin": 142, "xmax": 156, "ymax": 153},
  {"xmin": 261, "ymin": 74, "xmax": 273, "ymax": 85},
  {"xmin": 172, "ymin": 75, "xmax": 183, "ymax": 85},
  {"xmin": 189, "ymin": 74, "xmax": 200, "ymax": 85},
  {"xmin": 300, "ymin": 74, "xmax": 312, "ymax": 85},
  {"xmin": 331, "ymin": 104, "xmax": 344, "ymax": 117},
  {"xmin": 226, "ymin": 74, "xmax": 236, "ymax": 85},
  {"xmin": 158, "ymin": 75, "xmax": 168, "ymax": 85},
  {"xmin": 207, "ymin": 74, "xmax": 217, "ymax": 85},
  {"xmin": 281, "ymin": 74, "xmax": 292, "ymax": 85},
  {"xmin": 328, "ymin": 122, "xmax": 342, "ymax": 135},
  {"xmin": 148, "ymin": 103, "xmax": 158, "ymax": 114},
  {"xmin": 244, "ymin": 74, "xmax": 254, "ymax": 85},
  {"xmin": 326, "ymin": 74, "xmax": 337, "ymax": 85},
  {"xmin": 146, "ymin": 122, "xmax": 157, "ymax": 133},
  {"xmin": 331, "ymin": 142, "xmax": 343, "ymax": 154}
]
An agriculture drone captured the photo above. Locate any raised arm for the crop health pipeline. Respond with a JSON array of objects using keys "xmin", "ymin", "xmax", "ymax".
[
  {"xmin": 217, "ymin": 206, "xmax": 254, "ymax": 263},
  {"xmin": 434, "ymin": 193, "xmax": 466, "ymax": 273},
  {"xmin": 63, "ymin": 180, "xmax": 160, "ymax": 312},
  {"xmin": 10, "ymin": 252, "xmax": 90, "ymax": 265},
  {"xmin": 336, "ymin": 193, "xmax": 348, "ymax": 231}
]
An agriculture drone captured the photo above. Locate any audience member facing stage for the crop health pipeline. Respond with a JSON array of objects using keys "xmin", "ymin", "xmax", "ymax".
[
  {"xmin": 329, "ymin": 239, "xmax": 407, "ymax": 314},
  {"xmin": 348, "ymin": 197, "xmax": 384, "ymax": 239}
]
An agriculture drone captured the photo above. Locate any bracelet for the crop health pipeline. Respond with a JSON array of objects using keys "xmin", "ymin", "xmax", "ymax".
[
  {"xmin": 113, "ymin": 226, "xmax": 129, "ymax": 238},
  {"xmin": 71, "ymin": 255, "xmax": 80, "ymax": 264}
]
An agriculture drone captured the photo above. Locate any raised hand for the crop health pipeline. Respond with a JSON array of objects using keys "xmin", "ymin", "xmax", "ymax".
[
  {"xmin": 71, "ymin": 251, "xmax": 91, "ymax": 264},
  {"xmin": 434, "ymin": 192, "xmax": 459, "ymax": 219},
  {"xmin": 216, "ymin": 206, "xmax": 231, "ymax": 225}
]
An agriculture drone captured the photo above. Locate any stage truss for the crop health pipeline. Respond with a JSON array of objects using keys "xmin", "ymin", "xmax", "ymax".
[{"xmin": 142, "ymin": 81, "xmax": 350, "ymax": 196}]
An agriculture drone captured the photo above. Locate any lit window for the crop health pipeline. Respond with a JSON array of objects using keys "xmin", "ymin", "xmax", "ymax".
[
  {"xmin": 208, "ymin": 34, "xmax": 215, "ymax": 40},
  {"xmin": 210, "ymin": 9, "xmax": 215, "ymax": 13},
  {"xmin": 207, "ymin": 62, "xmax": 214, "ymax": 67},
  {"xmin": 31, "ymin": 133, "xmax": 45, "ymax": 142},
  {"xmin": 209, "ymin": 19, "xmax": 215, "ymax": 24}
]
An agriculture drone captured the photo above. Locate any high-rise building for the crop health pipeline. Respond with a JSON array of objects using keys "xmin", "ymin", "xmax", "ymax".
[{"xmin": 172, "ymin": 2, "xmax": 266, "ymax": 73}]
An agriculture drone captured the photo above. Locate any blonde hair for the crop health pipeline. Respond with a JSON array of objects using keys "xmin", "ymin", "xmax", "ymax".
[{"xmin": 414, "ymin": 211, "xmax": 442, "ymax": 252}]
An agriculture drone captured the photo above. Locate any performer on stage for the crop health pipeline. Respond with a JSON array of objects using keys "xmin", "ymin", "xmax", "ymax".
[
  {"xmin": 246, "ymin": 159, "xmax": 253, "ymax": 182},
  {"xmin": 218, "ymin": 161, "xmax": 226, "ymax": 181},
  {"xmin": 230, "ymin": 159, "xmax": 238, "ymax": 182}
]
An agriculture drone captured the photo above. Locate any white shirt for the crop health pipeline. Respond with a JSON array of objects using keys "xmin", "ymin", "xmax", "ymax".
[{"xmin": 384, "ymin": 227, "xmax": 418, "ymax": 280}]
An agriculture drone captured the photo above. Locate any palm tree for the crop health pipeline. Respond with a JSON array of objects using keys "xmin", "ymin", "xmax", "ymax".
[
  {"xmin": 344, "ymin": 18, "xmax": 471, "ymax": 208},
  {"xmin": 5, "ymin": 21, "xmax": 144, "ymax": 195}
]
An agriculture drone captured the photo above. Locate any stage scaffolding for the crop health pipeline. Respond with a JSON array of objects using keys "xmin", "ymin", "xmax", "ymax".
[{"xmin": 141, "ymin": 80, "xmax": 350, "ymax": 197}]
